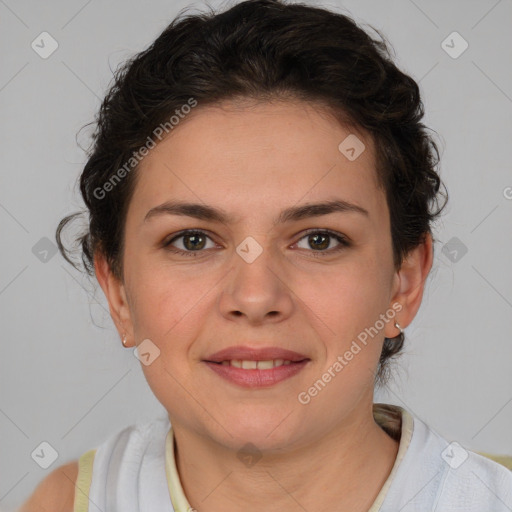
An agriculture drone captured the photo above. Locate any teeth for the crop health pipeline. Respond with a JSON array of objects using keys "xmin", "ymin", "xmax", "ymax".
[
  {"xmin": 220, "ymin": 359, "xmax": 294, "ymax": 369},
  {"xmin": 256, "ymin": 360, "xmax": 274, "ymax": 370}
]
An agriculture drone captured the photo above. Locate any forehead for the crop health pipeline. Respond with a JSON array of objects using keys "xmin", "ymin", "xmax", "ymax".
[{"xmin": 129, "ymin": 99, "xmax": 387, "ymax": 225}]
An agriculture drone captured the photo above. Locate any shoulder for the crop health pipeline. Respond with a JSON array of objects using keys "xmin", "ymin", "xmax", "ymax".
[
  {"xmin": 404, "ymin": 414, "xmax": 512, "ymax": 508},
  {"xmin": 18, "ymin": 417, "xmax": 171, "ymax": 512},
  {"xmin": 18, "ymin": 460, "xmax": 79, "ymax": 512},
  {"xmin": 437, "ymin": 447, "xmax": 512, "ymax": 508}
]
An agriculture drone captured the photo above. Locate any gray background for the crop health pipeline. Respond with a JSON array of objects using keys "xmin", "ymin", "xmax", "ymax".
[{"xmin": 1, "ymin": 0, "xmax": 511, "ymax": 510}]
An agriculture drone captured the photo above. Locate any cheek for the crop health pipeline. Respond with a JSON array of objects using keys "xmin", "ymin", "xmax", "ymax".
[
  {"xmin": 302, "ymin": 257, "xmax": 389, "ymax": 333},
  {"xmin": 305, "ymin": 264, "xmax": 389, "ymax": 395},
  {"xmin": 126, "ymin": 258, "xmax": 214, "ymax": 354},
  {"xmin": 126, "ymin": 266, "xmax": 201, "ymax": 404},
  {"xmin": 124, "ymin": 256, "xmax": 175, "ymax": 342},
  {"xmin": 302, "ymin": 263, "xmax": 392, "ymax": 390}
]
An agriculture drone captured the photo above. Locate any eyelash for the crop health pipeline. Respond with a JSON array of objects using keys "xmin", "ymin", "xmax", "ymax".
[{"xmin": 162, "ymin": 229, "xmax": 350, "ymax": 257}]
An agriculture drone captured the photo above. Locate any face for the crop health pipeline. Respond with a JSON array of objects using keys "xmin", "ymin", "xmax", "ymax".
[{"xmin": 98, "ymin": 99, "xmax": 428, "ymax": 452}]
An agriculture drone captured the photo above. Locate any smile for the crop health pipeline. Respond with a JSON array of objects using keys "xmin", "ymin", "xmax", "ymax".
[
  {"xmin": 218, "ymin": 359, "xmax": 293, "ymax": 369},
  {"xmin": 204, "ymin": 359, "xmax": 309, "ymax": 388}
]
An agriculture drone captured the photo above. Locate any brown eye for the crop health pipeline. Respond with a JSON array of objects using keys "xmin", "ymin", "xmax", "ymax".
[
  {"xmin": 182, "ymin": 232, "xmax": 207, "ymax": 250},
  {"xmin": 295, "ymin": 230, "xmax": 350, "ymax": 254},
  {"xmin": 163, "ymin": 230, "xmax": 215, "ymax": 256},
  {"xmin": 307, "ymin": 233, "xmax": 330, "ymax": 250}
]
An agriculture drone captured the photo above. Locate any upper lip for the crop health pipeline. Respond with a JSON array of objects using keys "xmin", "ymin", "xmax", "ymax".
[{"xmin": 204, "ymin": 345, "xmax": 310, "ymax": 363}]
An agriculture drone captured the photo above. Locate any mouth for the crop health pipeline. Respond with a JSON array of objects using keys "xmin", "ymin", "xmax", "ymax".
[
  {"xmin": 204, "ymin": 345, "xmax": 309, "ymax": 363},
  {"xmin": 208, "ymin": 358, "xmax": 302, "ymax": 369},
  {"xmin": 202, "ymin": 345, "xmax": 311, "ymax": 388}
]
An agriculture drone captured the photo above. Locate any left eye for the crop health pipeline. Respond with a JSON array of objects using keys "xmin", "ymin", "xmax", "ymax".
[
  {"xmin": 163, "ymin": 229, "xmax": 350, "ymax": 257},
  {"xmin": 295, "ymin": 230, "xmax": 350, "ymax": 254}
]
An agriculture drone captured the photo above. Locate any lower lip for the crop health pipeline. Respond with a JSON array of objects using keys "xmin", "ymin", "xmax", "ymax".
[{"xmin": 203, "ymin": 360, "xmax": 309, "ymax": 388}]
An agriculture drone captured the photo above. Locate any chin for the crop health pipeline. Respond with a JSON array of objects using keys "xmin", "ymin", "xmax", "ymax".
[{"xmin": 214, "ymin": 410, "xmax": 300, "ymax": 451}]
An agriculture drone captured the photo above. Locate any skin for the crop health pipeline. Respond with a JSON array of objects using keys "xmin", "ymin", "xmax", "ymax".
[{"xmin": 95, "ymin": 99, "xmax": 433, "ymax": 512}]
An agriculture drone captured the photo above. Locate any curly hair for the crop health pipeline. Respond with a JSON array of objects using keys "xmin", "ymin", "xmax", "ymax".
[{"xmin": 56, "ymin": 0, "xmax": 448, "ymax": 387}]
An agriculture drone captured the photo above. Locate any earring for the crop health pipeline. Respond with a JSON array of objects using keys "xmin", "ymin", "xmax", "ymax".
[
  {"xmin": 394, "ymin": 321, "xmax": 403, "ymax": 336},
  {"xmin": 122, "ymin": 333, "xmax": 128, "ymax": 347}
]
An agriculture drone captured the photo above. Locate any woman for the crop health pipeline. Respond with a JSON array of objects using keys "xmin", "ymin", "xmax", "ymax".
[{"xmin": 20, "ymin": 0, "xmax": 512, "ymax": 510}]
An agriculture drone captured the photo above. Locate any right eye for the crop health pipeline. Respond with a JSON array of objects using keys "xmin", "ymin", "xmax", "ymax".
[{"xmin": 163, "ymin": 229, "xmax": 216, "ymax": 256}]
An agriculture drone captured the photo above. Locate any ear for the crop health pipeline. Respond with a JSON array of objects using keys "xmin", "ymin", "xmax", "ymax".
[
  {"xmin": 94, "ymin": 251, "xmax": 135, "ymax": 347},
  {"xmin": 385, "ymin": 232, "xmax": 433, "ymax": 338}
]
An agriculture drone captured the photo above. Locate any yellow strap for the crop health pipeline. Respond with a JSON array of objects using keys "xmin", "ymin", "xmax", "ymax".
[
  {"xmin": 73, "ymin": 449, "xmax": 96, "ymax": 512},
  {"xmin": 165, "ymin": 427, "xmax": 193, "ymax": 512},
  {"xmin": 476, "ymin": 452, "xmax": 512, "ymax": 470}
]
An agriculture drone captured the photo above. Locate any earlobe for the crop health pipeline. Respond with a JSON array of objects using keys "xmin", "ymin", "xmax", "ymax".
[
  {"xmin": 94, "ymin": 252, "xmax": 134, "ymax": 346},
  {"xmin": 386, "ymin": 233, "xmax": 433, "ymax": 336}
]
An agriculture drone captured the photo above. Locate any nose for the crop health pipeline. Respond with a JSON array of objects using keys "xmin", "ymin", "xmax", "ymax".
[{"xmin": 218, "ymin": 240, "xmax": 294, "ymax": 325}]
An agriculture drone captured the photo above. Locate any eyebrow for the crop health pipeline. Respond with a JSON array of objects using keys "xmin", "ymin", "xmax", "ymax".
[
  {"xmin": 144, "ymin": 199, "xmax": 370, "ymax": 225},
  {"xmin": 144, "ymin": 199, "xmax": 369, "ymax": 226}
]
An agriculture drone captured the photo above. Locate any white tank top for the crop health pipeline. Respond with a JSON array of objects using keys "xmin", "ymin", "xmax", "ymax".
[{"xmin": 73, "ymin": 403, "xmax": 512, "ymax": 511}]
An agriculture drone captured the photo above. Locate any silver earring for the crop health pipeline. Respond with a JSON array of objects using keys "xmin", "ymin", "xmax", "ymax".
[{"xmin": 394, "ymin": 321, "xmax": 403, "ymax": 336}]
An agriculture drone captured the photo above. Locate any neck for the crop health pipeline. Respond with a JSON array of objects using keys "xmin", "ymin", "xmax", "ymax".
[{"xmin": 171, "ymin": 403, "xmax": 400, "ymax": 512}]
